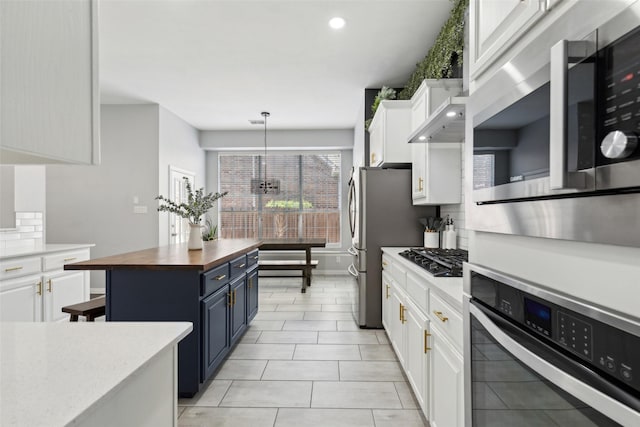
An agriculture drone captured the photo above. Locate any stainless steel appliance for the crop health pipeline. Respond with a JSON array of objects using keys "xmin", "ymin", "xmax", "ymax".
[
  {"xmin": 469, "ymin": 2, "xmax": 640, "ymax": 247},
  {"xmin": 463, "ymin": 263, "xmax": 640, "ymax": 426},
  {"xmin": 399, "ymin": 248, "xmax": 468, "ymax": 277},
  {"xmin": 347, "ymin": 167, "xmax": 436, "ymax": 328}
]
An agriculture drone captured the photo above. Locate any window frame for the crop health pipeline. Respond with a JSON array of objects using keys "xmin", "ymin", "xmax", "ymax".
[{"xmin": 217, "ymin": 150, "xmax": 342, "ymax": 248}]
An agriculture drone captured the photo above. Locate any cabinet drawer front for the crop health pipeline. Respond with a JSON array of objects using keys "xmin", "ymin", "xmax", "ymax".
[
  {"xmin": 43, "ymin": 249, "xmax": 90, "ymax": 272},
  {"xmin": 389, "ymin": 261, "xmax": 406, "ymax": 289},
  {"xmin": 246, "ymin": 249, "xmax": 259, "ymax": 267},
  {"xmin": 406, "ymin": 271, "xmax": 429, "ymax": 314},
  {"xmin": 429, "ymin": 291, "xmax": 463, "ymax": 352},
  {"xmin": 202, "ymin": 263, "xmax": 230, "ymax": 297},
  {"xmin": 0, "ymin": 256, "xmax": 41, "ymax": 280},
  {"xmin": 229, "ymin": 254, "xmax": 247, "ymax": 279}
]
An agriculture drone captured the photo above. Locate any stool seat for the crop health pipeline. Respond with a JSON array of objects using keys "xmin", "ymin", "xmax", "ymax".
[{"xmin": 61, "ymin": 296, "xmax": 106, "ymax": 322}]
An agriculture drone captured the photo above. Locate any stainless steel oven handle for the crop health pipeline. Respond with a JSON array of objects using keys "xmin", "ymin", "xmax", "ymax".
[
  {"xmin": 470, "ymin": 303, "xmax": 640, "ymax": 426},
  {"xmin": 549, "ymin": 39, "xmax": 590, "ymax": 190},
  {"xmin": 347, "ymin": 263, "xmax": 359, "ymax": 278}
]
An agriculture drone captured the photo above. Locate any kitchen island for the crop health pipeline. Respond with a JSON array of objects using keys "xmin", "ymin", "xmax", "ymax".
[
  {"xmin": 1, "ymin": 321, "xmax": 191, "ymax": 427},
  {"xmin": 65, "ymin": 238, "xmax": 261, "ymax": 396}
]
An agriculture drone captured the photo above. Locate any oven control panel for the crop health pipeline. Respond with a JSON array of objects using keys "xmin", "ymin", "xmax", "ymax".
[
  {"xmin": 558, "ymin": 312, "xmax": 593, "ymax": 361},
  {"xmin": 470, "ymin": 271, "xmax": 640, "ymax": 394}
]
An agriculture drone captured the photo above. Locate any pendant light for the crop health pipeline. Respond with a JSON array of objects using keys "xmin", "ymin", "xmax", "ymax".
[{"xmin": 254, "ymin": 111, "xmax": 279, "ymax": 194}]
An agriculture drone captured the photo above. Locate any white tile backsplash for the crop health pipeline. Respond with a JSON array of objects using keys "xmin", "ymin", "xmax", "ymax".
[
  {"xmin": 441, "ymin": 146, "xmax": 467, "ymax": 250},
  {"xmin": 0, "ymin": 212, "xmax": 44, "ymax": 249}
]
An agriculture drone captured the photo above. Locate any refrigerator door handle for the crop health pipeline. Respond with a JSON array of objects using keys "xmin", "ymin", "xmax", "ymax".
[
  {"xmin": 347, "ymin": 263, "xmax": 359, "ymax": 278},
  {"xmin": 347, "ymin": 246, "xmax": 357, "ymax": 256}
]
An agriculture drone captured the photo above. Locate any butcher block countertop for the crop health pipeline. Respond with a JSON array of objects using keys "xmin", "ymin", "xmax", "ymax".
[{"xmin": 64, "ymin": 238, "xmax": 261, "ymax": 271}]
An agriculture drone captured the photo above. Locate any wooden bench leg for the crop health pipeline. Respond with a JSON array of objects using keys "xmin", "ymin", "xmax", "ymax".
[{"xmin": 70, "ymin": 314, "xmax": 79, "ymax": 322}]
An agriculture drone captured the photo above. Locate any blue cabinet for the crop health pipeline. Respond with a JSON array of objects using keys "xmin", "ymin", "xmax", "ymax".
[
  {"xmin": 247, "ymin": 266, "xmax": 259, "ymax": 322},
  {"xmin": 229, "ymin": 274, "xmax": 247, "ymax": 345},
  {"xmin": 201, "ymin": 285, "xmax": 230, "ymax": 382}
]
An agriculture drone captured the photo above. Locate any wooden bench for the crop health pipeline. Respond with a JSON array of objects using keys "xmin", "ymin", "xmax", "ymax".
[
  {"xmin": 62, "ymin": 296, "xmax": 106, "ymax": 321},
  {"xmin": 258, "ymin": 260, "xmax": 319, "ymax": 293}
]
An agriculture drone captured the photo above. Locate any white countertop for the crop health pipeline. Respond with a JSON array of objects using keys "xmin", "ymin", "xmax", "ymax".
[
  {"xmin": 382, "ymin": 247, "xmax": 464, "ymax": 310},
  {"xmin": 0, "ymin": 321, "xmax": 192, "ymax": 427},
  {"xmin": 0, "ymin": 243, "xmax": 95, "ymax": 260}
]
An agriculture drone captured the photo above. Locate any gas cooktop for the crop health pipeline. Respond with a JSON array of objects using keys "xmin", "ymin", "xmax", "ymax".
[{"xmin": 399, "ymin": 248, "xmax": 468, "ymax": 277}]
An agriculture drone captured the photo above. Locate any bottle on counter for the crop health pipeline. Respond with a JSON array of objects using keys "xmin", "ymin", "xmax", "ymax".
[{"xmin": 446, "ymin": 219, "xmax": 457, "ymax": 250}]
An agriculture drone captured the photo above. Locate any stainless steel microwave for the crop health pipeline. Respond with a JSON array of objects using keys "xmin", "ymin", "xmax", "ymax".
[{"xmin": 469, "ymin": 1, "xmax": 640, "ymax": 248}]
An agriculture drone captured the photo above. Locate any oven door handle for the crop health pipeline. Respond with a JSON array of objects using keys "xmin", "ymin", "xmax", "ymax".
[
  {"xmin": 470, "ymin": 303, "xmax": 640, "ymax": 425},
  {"xmin": 549, "ymin": 39, "xmax": 593, "ymax": 190}
]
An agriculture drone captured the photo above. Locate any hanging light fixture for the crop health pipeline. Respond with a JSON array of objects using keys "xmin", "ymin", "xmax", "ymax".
[{"xmin": 251, "ymin": 111, "xmax": 280, "ymax": 194}]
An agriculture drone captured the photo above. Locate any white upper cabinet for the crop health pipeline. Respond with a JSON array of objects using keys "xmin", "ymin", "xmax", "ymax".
[
  {"xmin": 469, "ymin": 0, "xmax": 549, "ymax": 80},
  {"xmin": 368, "ymin": 100, "xmax": 412, "ymax": 167},
  {"xmin": 0, "ymin": 0, "xmax": 100, "ymax": 164},
  {"xmin": 412, "ymin": 143, "xmax": 462, "ymax": 205}
]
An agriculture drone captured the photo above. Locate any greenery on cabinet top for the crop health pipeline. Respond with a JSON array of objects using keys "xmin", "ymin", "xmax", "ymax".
[{"xmin": 398, "ymin": 0, "xmax": 468, "ymax": 100}]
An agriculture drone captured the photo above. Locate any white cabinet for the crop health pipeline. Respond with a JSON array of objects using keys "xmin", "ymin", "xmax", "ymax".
[
  {"xmin": 381, "ymin": 249, "xmax": 463, "ymax": 425},
  {"xmin": 0, "ymin": 0, "xmax": 100, "ymax": 164},
  {"xmin": 429, "ymin": 325, "xmax": 464, "ymax": 427},
  {"xmin": 469, "ymin": 0, "xmax": 549, "ymax": 80},
  {"xmin": 0, "ymin": 248, "xmax": 90, "ymax": 321},
  {"xmin": 0, "ymin": 274, "xmax": 43, "ymax": 321},
  {"xmin": 369, "ymin": 100, "xmax": 412, "ymax": 167},
  {"xmin": 404, "ymin": 298, "xmax": 429, "ymax": 412},
  {"xmin": 412, "ymin": 143, "xmax": 462, "ymax": 205},
  {"xmin": 43, "ymin": 271, "xmax": 87, "ymax": 322}
]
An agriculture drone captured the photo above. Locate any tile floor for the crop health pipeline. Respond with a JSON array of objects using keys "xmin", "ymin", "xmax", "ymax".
[{"xmin": 178, "ymin": 275, "xmax": 429, "ymax": 427}]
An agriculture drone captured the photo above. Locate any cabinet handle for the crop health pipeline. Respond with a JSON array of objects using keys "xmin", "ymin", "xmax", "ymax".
[
  {"xmin": 64, "ymin": 257, "xmax": 77, "ymax": 262},
  {"xmin": 433, "ymin": 310, "xmax": 448, "ymax": 322},
  {"xmin": 36, "ymin": 281, "xmax": 42, "ymax": 296},
  {"xmin": 399, "ymin": 303, "xmax": 403, "ymax": 322},
  {"xmin": 382, "ymin": 261, "xmax": 388, "ymax": 269},
  {"xmin": 235, "ymin": 263, "xmax": 246, "ymax": 268},
  {"xmin": 252, "ymin": 255, "xmax": 259, "ymax": 260},
  {"xmin": 401, "ymin": 305, "xmax": 407, "ymax": 324},
  {"xmin": 418, "ymin": 177, "xmax": 424, "ymax": 192},
  {"xmin": 371, "ymin": 153, "xmax": 376, "ymax": 163},
  {"xmin": 4, "ymin": 266, "xmax": 22, "ymax": 272},
  {"xmin": 386, "ymin": 284, "xmax": 390, "ymax": 299},
  {"xmin": 47, "ymin": 279, "xmax": 52, "ymax": 293},
  {"xmin": 228, "ymin": 292, "xmax": 233, "ymax": 307},
  {"xmin": 213, "ymin": 274, "xmax": 226, "ymax": 281},
  {"xmin": 233, "ymin": 290, "xmax": 237, "ymax": 306},
  {"xmin": 424, "ymin": 330, "xmax": 432, "ymax": 353}
]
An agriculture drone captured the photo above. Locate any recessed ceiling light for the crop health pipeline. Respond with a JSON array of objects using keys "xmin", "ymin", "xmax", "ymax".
[
  {"xmin": 329, "ymin": 17, "xmax": 346, "ymax": 29},
  {"xmin": 418, "ymin": 135, "xmax": 427, "ymax": 141},
  {"xmin": 446, "ymin": 111, "xmax": 457, "ymax": 118}
]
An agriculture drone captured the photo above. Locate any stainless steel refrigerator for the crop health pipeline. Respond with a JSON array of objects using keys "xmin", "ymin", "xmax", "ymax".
[{"xmin": 347, "ymin": 167, "xmax": 436, "ymax": 328}]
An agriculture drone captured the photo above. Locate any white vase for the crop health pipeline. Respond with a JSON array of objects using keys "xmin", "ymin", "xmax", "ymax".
[
  {"xmin": 188, "ymin": 224, "xmax": 203, "ymax": 250},
  {"xmin": 424, "ymin": 231, "xmax": 439, "ymax": 249}
]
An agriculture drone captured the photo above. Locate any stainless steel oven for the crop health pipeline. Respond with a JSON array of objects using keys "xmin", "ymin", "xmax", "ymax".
[
  {"xmin": 469, "ymin": 1, "xmax": 640, "ymax": 247},
  {"xmin": 463, "ymin": 263, "xmax": 640, "ymax": 427}
]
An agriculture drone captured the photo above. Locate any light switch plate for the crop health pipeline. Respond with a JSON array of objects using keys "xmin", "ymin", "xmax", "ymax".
[{"xmin": 133, "ymin": 205, "xmax": 148, "ymax": 214}]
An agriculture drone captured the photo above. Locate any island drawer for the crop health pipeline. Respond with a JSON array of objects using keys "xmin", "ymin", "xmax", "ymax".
[
  {"xmin": 229, "ymin": 254, "xmax": 247, "ymax": 279},
  {"xmin": 246, "ymin": 249, "xmax": 259, "ymax": 267},
  {"xmin": 202, "ymin": 263, "xmax": 230, "ymax": 297}
]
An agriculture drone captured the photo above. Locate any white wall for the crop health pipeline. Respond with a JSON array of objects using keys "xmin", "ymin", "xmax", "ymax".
[
  {"xmin": 440, "ymin": 146, "xmax": 467, "ymax": 250},
  {"xmin": 158, "ymin": 106, "xmax": 205, "ymax": 246},
  {"xmin": 47, "ymin": 104, "xmax": 161, "ymax": 290}
]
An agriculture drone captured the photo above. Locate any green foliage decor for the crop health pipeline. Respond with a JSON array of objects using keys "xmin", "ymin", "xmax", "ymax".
[
  {"xmin": 266, "ymin": 200, "xmax": 313, "ymax": 209},
  {"xmin": 156, "ymin": 177, "xmax": 228, "ymax": 225},
  {"xmin": 398, "ymin": 0, "xmax": 468, "ymax": 100},
  {"xmin": 201, "ymin": 216, "xmax": 218, "ymax": 241}
]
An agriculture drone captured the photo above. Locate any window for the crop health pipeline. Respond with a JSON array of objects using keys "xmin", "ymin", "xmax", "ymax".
[{"xmin": 219, "ymin": 153, "xmax": 341, "ymax": 245}]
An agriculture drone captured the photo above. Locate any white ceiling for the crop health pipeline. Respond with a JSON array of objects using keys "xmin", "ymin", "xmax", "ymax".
[{"xmin": 99, "ymin": 0, "xmax": 454, "ymax": 131}]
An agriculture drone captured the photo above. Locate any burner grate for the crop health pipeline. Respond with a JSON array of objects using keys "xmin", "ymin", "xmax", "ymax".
[{"xmin": 399, "ymin": 248, "xmax": 468, "ymax": 277}]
